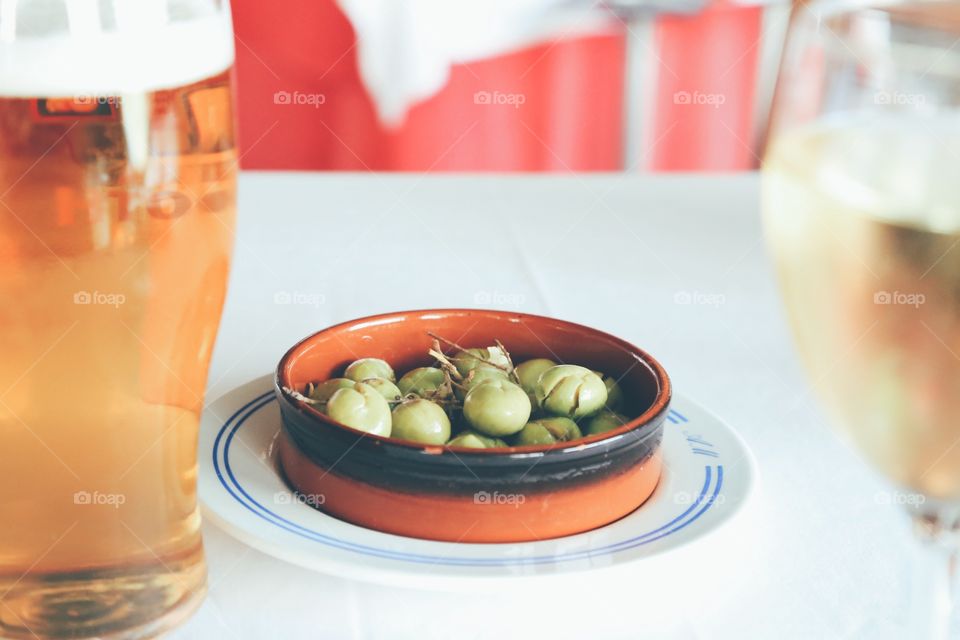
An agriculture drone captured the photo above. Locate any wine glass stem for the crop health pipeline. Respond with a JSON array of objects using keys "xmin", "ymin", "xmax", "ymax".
[{"xmin": 910, "ymin": 513, "xmax": 959, "ymax": 640}]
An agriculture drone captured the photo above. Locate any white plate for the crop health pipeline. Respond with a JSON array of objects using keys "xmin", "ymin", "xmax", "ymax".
[{"xmin": 199, "ymin": 375, "xmax": 756, "ymax": 589}]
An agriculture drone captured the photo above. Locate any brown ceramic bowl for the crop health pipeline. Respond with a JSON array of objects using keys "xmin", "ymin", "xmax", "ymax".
[{"xmin": 275, "ymin": 309, "xmax": 671, "ymax": 543}]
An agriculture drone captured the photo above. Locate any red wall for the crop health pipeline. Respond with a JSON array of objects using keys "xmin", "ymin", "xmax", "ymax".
[{"xmin": 231, "ymin": 0, "xmax": 626, "ymax": 171}]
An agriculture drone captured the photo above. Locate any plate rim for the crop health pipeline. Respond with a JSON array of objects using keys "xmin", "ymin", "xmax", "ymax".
[{"xmin": 200, "ymin": 375, "xmax": 757, "ymax": 582}]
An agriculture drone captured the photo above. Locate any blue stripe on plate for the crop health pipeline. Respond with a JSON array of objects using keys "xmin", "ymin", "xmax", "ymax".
[
  {"xmin": 212, "ymin": 392, "xmax": 724, "ymax": 567},
  {"xmin": 691, "ymin": 449, "xmax": 719, "ymax": 458}
]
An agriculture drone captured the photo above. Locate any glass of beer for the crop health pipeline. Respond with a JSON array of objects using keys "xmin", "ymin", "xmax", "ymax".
[
  {"xmin": 0, "ymin": 1, "xmax": 236, "ymax": 637},
  {"xmin": 763, "ymin": 1, "xmax": 960, "ymax": 637}
]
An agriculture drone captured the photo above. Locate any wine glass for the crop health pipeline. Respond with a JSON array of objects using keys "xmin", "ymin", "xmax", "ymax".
[{"xmin": 763, "ymin": 1, "xmax": 960, "ymax": 637}]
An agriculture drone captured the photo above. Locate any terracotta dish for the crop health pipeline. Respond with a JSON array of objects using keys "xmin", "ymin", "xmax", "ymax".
[{"xmin": 275, "ymin": 309, "xmax": 671, "ymax": 543}]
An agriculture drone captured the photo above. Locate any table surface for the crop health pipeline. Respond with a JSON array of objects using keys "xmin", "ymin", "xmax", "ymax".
[{"xmin": 174, "ymin": 172, "xmax": 915, "ymax": 640}]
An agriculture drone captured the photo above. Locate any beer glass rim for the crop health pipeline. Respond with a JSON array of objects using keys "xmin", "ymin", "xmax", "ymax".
[{"xmin": 0, "ymin": 0, "xmax": 234, "ymax": 97}]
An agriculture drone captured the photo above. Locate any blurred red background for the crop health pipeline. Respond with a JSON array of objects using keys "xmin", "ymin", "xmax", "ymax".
[{"xmin": 231, "ymin": 0, "xmax": 776, "ymax": 172}]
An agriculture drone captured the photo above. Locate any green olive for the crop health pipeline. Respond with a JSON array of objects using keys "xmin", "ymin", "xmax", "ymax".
[
  {"xmin": 344, "ymin": 358, "xmax": 395, "ymax": 383},
  {"xmin": 603, "ymin": 376, "xmax": 624, "ymax": 411},
  {"xmin": 361, "ymin": 377, "xmax": 402, "ymax": 403},
  {"xmin": 462, "ymin": 378, "xmax": 531, "ymax": 436},
  {"xmin": 452, "ymin": 347, "xmax": 509, "ymax": 378},
  {"xmin": 515, "ymin": 358, "xmax": 557, "ymax": 405},
  {"xmin": 535, "ymin": 365, "xmax": 607, "ymax": 419},
  {"xmin": 446, "ymin": 431, "xmax": 508, "ymax": 449},
  {"xmin": 307, "ymin": 378, "xmax": 355, "ymax": 403},
  {"xmin": 512, "ymin": 417, "xmax": 582, "ymax": 446},
  {"xmin": 397, "ymin": 367, "xmax": 447, "ymax": 397},
  {"xmin": 324, "ymin": 382, "xmax": 392, "ymax": 437},
  {"xmin": 455, "ymin": 367, "xmax": 509, "ymax": 400},
  {"xmin": 585, "ymin": 410, "xmax": 630, "ymax": 436},
  {"xmin": 390, "ymin": 399, "xmax": 451, "ymax": 445},
  {"xmin": 592, "ymin": 370, "xmax": 625, "ymax": 411}
]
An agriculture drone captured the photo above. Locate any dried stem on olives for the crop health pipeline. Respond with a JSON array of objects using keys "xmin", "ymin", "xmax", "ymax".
[{"xmin": 295, "ymin": 333, "xmax": 636, "ymax": 449}]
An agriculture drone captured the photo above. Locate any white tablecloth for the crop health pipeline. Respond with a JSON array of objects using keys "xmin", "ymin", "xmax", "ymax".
[{"xmin": 174, "ymin": 172, "xmax": 915, "ymax": 639}]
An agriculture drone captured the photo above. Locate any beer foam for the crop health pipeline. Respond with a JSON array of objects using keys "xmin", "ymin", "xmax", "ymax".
[{"xmin": 0, "ymin": 14, "xmax": 234, "ymax": 97}]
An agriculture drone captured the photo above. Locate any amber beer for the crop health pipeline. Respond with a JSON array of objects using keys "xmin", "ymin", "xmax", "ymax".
[{"xmin": 0, "ymin": 24, "xmax": 236, "ymax": 640}]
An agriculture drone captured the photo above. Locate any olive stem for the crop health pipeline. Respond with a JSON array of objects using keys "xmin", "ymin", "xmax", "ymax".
[
  {"xmin": 426, "ymin": 332, "xmax": 513, "ymax": 375},
  {"xmin": 283, "ymin": 386, "xmax": 322, "ymax": 405},
  {"xmin": 427, "ymin": 339, "xmax": 465, "ymax": 381},
  {"xmin": 494, "ymin": 339, "xmax": 522, "ymax": 384},
  {"xmin": 400, "ymin": 392, "xmax": 461, "ymax": 408}
]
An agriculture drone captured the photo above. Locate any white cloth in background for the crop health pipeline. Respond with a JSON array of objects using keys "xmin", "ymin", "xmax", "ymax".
[{"xmin": 335, "ymin": 0, "xmax": 616, "ymax": 127}]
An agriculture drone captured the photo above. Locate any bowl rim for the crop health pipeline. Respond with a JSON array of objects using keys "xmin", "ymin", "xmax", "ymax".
[{"xmin": 275, "ymin": 308, "xmax": 672, "ymax": 458}]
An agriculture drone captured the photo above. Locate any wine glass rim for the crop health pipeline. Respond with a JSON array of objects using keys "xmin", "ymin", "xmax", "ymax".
[{"xmin": 812, "ymin": 0, "xmax": 960, "ymax": 21}]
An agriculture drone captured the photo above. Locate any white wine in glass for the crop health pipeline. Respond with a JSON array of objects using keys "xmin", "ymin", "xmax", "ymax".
[
  {"xmin": 763, "ymin": 2, "xmax": 960, "ymax": 638},
  {"xmin": 765, "ymin": 116, "xmax": 960, "ymax": 498}
]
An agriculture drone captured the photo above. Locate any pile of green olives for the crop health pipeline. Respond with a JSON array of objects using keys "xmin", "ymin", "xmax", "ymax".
[{"xmin": 299, "ymin": 338, "xmax": 634, "ymax": 448}]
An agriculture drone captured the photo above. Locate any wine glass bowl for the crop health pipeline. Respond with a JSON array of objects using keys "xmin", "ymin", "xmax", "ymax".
[{"xmin": 763, "ymin": 2, "xmax": 960, "ymax": 636}]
